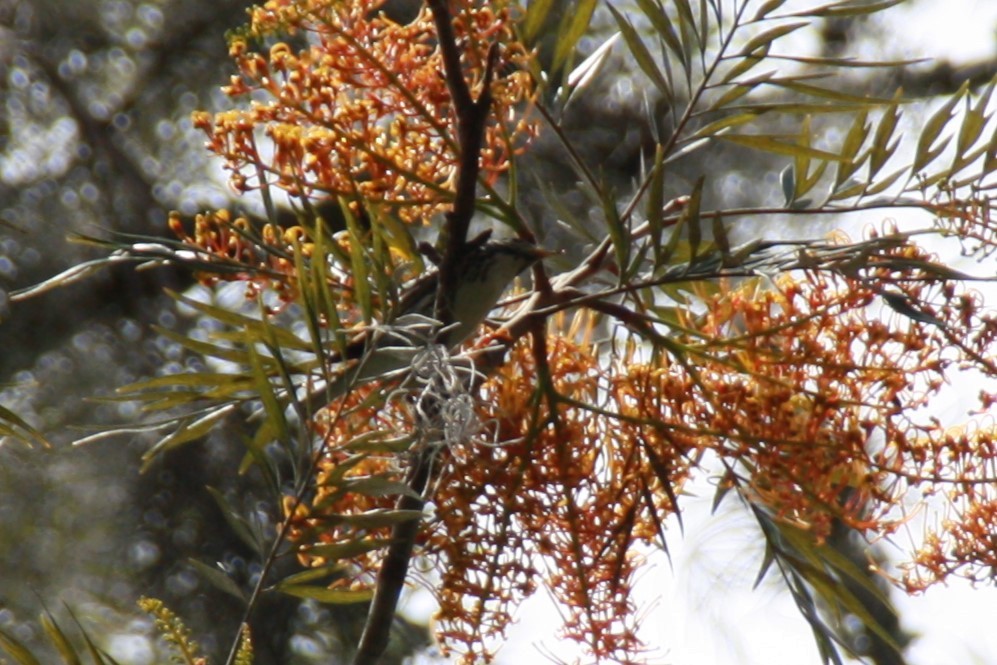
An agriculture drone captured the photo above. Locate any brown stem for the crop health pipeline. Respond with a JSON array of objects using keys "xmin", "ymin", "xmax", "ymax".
[
  {"xmin": 352, "ymin": 4, "xmax": 500, "ymax": 664},
  {"xmin": 351, "ymin": 454, "xmax": 432, "ymax": 665}
]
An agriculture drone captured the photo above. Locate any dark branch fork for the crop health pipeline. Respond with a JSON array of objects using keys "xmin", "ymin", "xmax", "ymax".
[{"xmin": 353, "ymin": 4, "xmax": 507, "ymax": 663}]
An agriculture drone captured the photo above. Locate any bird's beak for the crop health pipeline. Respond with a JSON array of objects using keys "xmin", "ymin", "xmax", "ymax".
[{"xmin": 529, "ymin": 246, "xmax": 559, "ymax": 260}]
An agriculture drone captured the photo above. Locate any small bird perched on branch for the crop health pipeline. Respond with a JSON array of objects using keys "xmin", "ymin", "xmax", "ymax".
[{"xmin": 303, "ymin": 236, "xmax": 550, "ymax": 412}]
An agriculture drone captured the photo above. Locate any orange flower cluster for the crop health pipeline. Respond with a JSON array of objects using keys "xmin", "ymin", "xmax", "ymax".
[
  {"xmin": 285, "ymin": 382, "xmax": 408, "ymax": 581},
  {"xmin": 167, "ymin": 209, "xmax": 301, "ymax": 298},
  {"xmin": 425, "ymin": 320, "xmax": 686, "ymax": 663},
  {"xmin": 286, "ymin": 238, "xmax": 997, "ymax": 660},
  {"xmin": 193, "ymin": 0, "xmax": 534, "ymax": 224}
]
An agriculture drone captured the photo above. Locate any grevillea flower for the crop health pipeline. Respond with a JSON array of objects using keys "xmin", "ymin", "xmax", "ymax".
[{"xmin": 193, "ymin": 0, "xmax": 535, "ymax": 224}]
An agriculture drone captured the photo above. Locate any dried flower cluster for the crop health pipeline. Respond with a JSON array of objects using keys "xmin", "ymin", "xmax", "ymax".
[
  {"xmin": 160, "ymin": 1, "xmax": 997, "ymax": 662},
  {"xmin": 192, "ymin": 0, "xmax": 534, "ymax": 224},
  {"xmin": 287, "ymin": 234, "xmax": 997, "ymax": 661}
]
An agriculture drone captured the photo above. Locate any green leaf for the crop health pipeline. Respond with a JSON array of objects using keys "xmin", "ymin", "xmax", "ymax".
[
  {"xmin": 689, "ymin": 111, "xmax": 759, "ymax": 140},
  {"xmin": 140, "ymin": 405, "xmax": 235, "ymax": 469},
  {"xmin": 801, "ymin": 0, "xmax": 905, "ymax": 18},
  {"xmin": 247, "ymin": 339, "xmax": 292, "ymax": 448},
  {"xmin": 0, "ymin": 626, "xmax": 43, "ymax": 665},
  {"xmin": 781, "ymin": 163, "xmax": 796, "ymax": 205},
  {"xmin": 207, "ymin": 486, "xmax": 262, "ymax": 553},
  {"xmin": 342, "ymin": 202, "xmax": 372, "ymax": 323},
  {"xmin": 738, "ymin": 22, "xmax": 808, "ymax": 56},
  {"xmin": 751, "ymin": 0, "xmax": 789, "ymax": 20},
  {"xmin": 340, "ymin": 475, "xmax": 422, "ymax": 499},
  {"xmin": 169, "ymin": 290, "xmax": 313, "ymax": 352},
  {"xmin": 608, "ymin": 4, "xmax": 672, "ymax": 99},
  {"xmin": 951, "ymin": 77, "xmax": 996, "ymax": 172},
  {"xmin": 40, "ymin": 611, "xmax": 80, "ymax": 665},
  {"xmin": 153, "ymin": 326, "xmax": 253, "ymax": 365},
  {"xmin": 706, "ymin": 70, "xmax": 777, "ymax": 112},
  {"xmin": 565, "ymin": 32, "xmax": 621, "ymax": 100},
  {"xmin": 677, "ymin": 177, "xmax": 705, "ymax": 265},
  {"xmin": 772, "ymin": 80, "xmax": 897, "ymax": 106},
  {"xmin": 912, "ymin": 81, "xmax": 966, "ymax": 173},
  {"xmin": 188, "ymin": 558, "xmax": 247, "ymax": 602},
  {"xmin": 754, "ymin": 542, "xmax": 778, "ymax": 589},
  {"xmin": 833, "ymin": 110, "xmax": 870, "ymax": 188},
  {"xmin": 869, "ymin": 95, "xmax": 902, "ymax": 177},
  {"xmin": 672, "ymin": 0, "xmax": 701, "ymax": 57},
  {"xmin": 720, "ymin": 134, "xmax": 847, "ymax": 161},
  {"xmin": 325, "ymin": 508, "xmax": 424, "ymax": 529},
  {"xmin": 720, "ymin": 52, "xmax": 768, "ymax": 85},
  {"xmin": 552, "ymin": 0, "xmax": 598, "ymax": 74},
  {"xmin": 299, "ymin": 538, "xmax": 392, "ymax": 562},
  {"xmin": 646, "ymin": 145, "xmax": 667, "ymax": 264},
  {"xmin": 277, "ymin": 585, "xmax": 373, "ymax": 604},
  {"xmin": 521, "ymin": 0, "xmax": 556, "ymax": 44},
  {"xmin": 276, "ymin": 564, "xmax": 347, "ymax": 586},
  {"xmin": 0, "ymin": 402, "xmax": 51, "ymax": 447},
  {"xmin": 864, "ymin": 166, "xmax": 906, "ymax": 196},
  {"xmin": 633, "ymin": 0, "xmax": 687, "ymax": 74}
]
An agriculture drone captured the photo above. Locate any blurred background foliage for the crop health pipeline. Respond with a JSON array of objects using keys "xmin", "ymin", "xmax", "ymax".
[{"xmin": 0, "ymin": 0, "xmax": 995, "ymax": 663}]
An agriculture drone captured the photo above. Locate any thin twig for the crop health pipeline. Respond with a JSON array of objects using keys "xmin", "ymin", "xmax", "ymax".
[{"xmin": 351, "ymin": 3, "xmax": 500, "ymax": 663}]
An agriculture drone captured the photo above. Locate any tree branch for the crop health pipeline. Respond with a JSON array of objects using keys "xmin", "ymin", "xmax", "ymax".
[{"xmin": 352, "ymin": 4, "xmax": 501, "ymax": 663}]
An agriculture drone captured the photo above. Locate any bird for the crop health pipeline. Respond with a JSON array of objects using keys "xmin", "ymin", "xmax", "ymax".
[{"xmin": 300, "ymin": 236, "xmax": 550, "ymax": 412}]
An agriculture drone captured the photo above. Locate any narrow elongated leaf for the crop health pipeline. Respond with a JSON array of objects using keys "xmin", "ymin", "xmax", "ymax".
[
  {"xmin": 803, "ymin": 0, "xmax": 905, "ymax": 18},
  {"xmin": 276, "ymin": 564, "xmax": 347, "ymax": 586},
  {"xmin": 118, "ymin": 371, "xmax": 255, "ymax": 393},
  {"xmin": 720, "ymin": 101, "xmax": 873, "ymax": 115},
  {"xmin": 170, "ymin": 290, "xmax": 313, "ymax": 351},
  {"xmin": 207, "ymin": 486, "xmax": 262, "ymax": 553},
  {"xmin": 672, "ymin": 0, "xmax": 700, "ymax": 55},
  {"xmin": 247, "ymin": 341, "xmax": 292, "ymax": 448},
  {"xmin": 951, "ymin": 77, "xmax": 995, "ymax": 172},
  {"xmin": 40, "ymin": 612, "xmax": 80, "ymax": 665},
  {"xmin": 634, "ymin": 0, "xmax": 687, "ymax": 73},
  {"xmin": 521, "ymin": 0, "xmax": 556, "ymax": 44},
  {"xmin": 912, "ymin": 82, "xmax": 966, "ymax": 173},
  {"xmin": 772, "ymin": 80, "xmax": 897, "ymax": 105},
  {"xmin": 552, "ymin": 0, "xmax": 598, "ymax": 74},
  {"xmin": 140, "ymin": 405, "xmax": 235, "ymax": 468},
  {"xmin": 738, "ymin": 22, "xmax": 808, "ymax": 56},
  {"xmin": 646, "ymin": 145, "xmax": 667, "ymax": 264},
  {"xmin": 0, "ymin": 403, "xmax": 51, "ymax": 447},
  {"xmin": 754, "ymin": 542, "xmax": 778, "ymax": 589},
  {"xmin": 608, "ymin": 4, "xmax": 672, "ymax": 99},
  {"xmin": 153, "ymin": 325, "xmax": 254, "ymax": 365},
  {"xmin": 566, "ymin": 32, "xmax": 621, "ymax": 94},
  {"xmin": 325, "ymin": 508, "xmax": 424, "ymax": 529},
  {"xmin": 721, "ymin": 52, "xmax": 768, "ymax": 84},
  {"xmin": 833, "ymin": 110, "xmax": 870, "ymax": 187},
  {"xmin": 862, "ymin": 167, "xmax": 906, "ymax": 197},
  {"xmin": 752, "ymin": 0, "xmax": 789, "ymax": 20},
  {"xmin": 343, "ymin": 203, "xmax": 372, "ymax": 322},
  {"xmin": 679, "ymin": 177, "xmax": 705, "ymax": 265},
  {"xmin": 0, "ymin": 627, "xmax": 42, "ymax": 665},
  {"xmin": 720, "ymin": 134, "xmax": 846, "ymax": 161},
  {"xmin": 869, "ymin": 101, "xmax": 902, "ymax": 177},
  {"xmin": 340, "ymin": 475, "xmax": 422, "ymax": 499},
  {"xmin": 277, "ymin": 585, "xmax": 373, "ymax": 604},
  {"xmin": 300, "ymin": 538, "xmax": 392, "ymax": 561},
  {"xmin": 188, "ymin": 558, "xmax": 248, "ymax": 602},
  {"xmin": 690, "ymin": 111, "xmax": 759, "ymax": 139},
  {"xmin": 706, "ymin": 70, "xmax": 777, "ymax": 111},
  {"xmin": 767, "ymin": 53, "xmax": 926, "ymax": 68}
]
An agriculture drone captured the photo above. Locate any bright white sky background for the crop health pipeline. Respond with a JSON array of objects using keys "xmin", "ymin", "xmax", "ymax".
[{"xmin": 402, "ymin": 1, "xmax": 997, "ymax": 664}]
